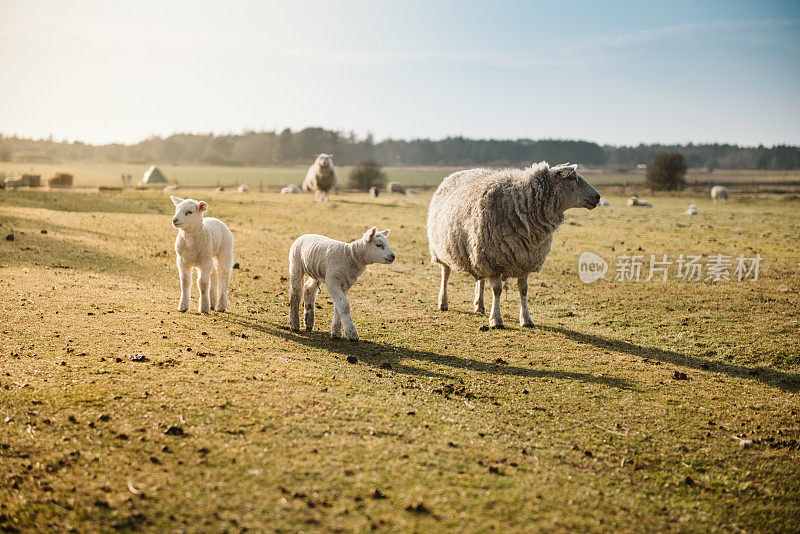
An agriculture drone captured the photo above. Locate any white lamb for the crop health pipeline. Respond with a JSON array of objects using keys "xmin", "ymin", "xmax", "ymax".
[
  {"xmin": 236, "ymin": 184, "xmax": 251, "ymax": 193},
  {"xmin": 598, "ymin": 197, "xmax": 610, "ymax": 206},
  {"xmin": 683, "ymin": 204, "xmax": 698, "ymax": 215},
  {"xmin": 289, "ymin": 227, "xmax": 395, "ymax": 341},
  {"xmin": 281, "ymin": 184, "xmax": 302, "ymax": 195},
  {"xmin": 170, "ymin": 196, "xmax": 234, "ymax": 314},
  {"xmin": 627, "ymin": 196, "xmax": 653, "ymax": 207},
  {"xmin": 302, "ymin": 154, "xmax": 338, "ymax": 201},
  {"xmin": 711, "ymin": 185, "xmax": 729, "ymax": 203}
]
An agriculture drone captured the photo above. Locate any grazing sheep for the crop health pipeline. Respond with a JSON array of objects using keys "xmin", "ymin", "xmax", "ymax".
[
  {"xmin": 281, "ymin": 184, "xmax": 302, "ymax": 195},
  {"xmin": 683, "ymin": 204, "xmax": 698, "ymax": 215},
  {"xmin": 163, "ymin": 184, "xmax": 179, "ymax": 193},
  {"xmin": 302, "ymin": 154, "xmax": 338, "ymax": 201},
  {"xmin": 427, "ymin": 162, "xmax": 600, "ymax": 328},
  {"xmin": 289, "ymin": 227, "xmax": 395, "ymax": 341},
  {"xmin": 170, "ymin": 196, "xmax": 234, "ymax": 314},
  {"xmin": 386, "ymin": 182, "xmax": 408, "ymax": 195},
  {"xmin": 236, "ymin": 184, "xmax": 251, "ymax": 194},
  {"xmin": 369, "ymin": 186, "xmax": 380, "ymax": 198},
  {"xmin": 598, "ymin": 197, "xmax": 610, "ymax": 206},
  {"xmin": 711, "ymin": 185, "xmax": 729, "ymax": 203},
  {"xmin": 627, "ymin": 196, "xmax": 652, "ymax": 207}
]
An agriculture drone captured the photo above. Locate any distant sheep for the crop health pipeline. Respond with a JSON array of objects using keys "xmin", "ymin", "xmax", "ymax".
[
  {"xmin": 711, "ymin": 185, "xmax": 729, "ymax": 203},
  {"xmin": 683, "ymin": 204, "xmax": 698, "ymax": 215},
  {"xmin": 170, "ymin": 196, "xmax": 234, "ymax": 314},
  {"xmin": 627, "ymin": 196, "xmax": 652, "ymax": 207},
  {"xmin": 236, "ymin": 184, "xmax": 251, "ymax": 194},
  {"xmin": 598, "ymin": 197, "xmax": 610, "ymax": 206},
  {"xmin": 302, "ymin": 154, "xmax": 338, "ymax": 201},
  {"xmin": 369, "ymin": 186, "xmax": 380, "ymax": 198},
  {"xmin": 427, "ymin": 162, "xmax": 600, "ymax": 328},
  {"xmin": 386, "ymin": 182, "xmax": 408, "ymax": 195},
  {"xmin": 289, "ymin": 227, "xmax": 395, "ymax": 341},
  {"xmin": 163, "ymin": 184, "xmax": 179, "ymax": 192},
  {"xmin": 281, "ymin": 184, "xmax": 302, "ymax": 195}
]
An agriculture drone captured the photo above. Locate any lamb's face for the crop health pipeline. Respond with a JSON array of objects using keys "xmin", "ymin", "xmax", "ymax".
[
  {"xmin": 550, "ymin": 164, "xmax": 601, "ymax": 211},
  {"xmin": 170, "ymin": 196, "xmax": 207, "ymax": 231},
  {"xmin": 318, "ymin": 154, "xmax": 332, "ymax": 168},
  {"xmin": 362, "ymin": 227, "xmax": 395, "ymax": 264}
]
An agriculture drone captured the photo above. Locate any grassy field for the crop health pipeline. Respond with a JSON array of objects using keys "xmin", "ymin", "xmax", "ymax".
[
  {"xmin": 1, "ymin": 187, "xmax": 799, "ymax": 532},
  {"xmin": 3, "ymin": 161, "xmax": 799, "ymax": 189}
]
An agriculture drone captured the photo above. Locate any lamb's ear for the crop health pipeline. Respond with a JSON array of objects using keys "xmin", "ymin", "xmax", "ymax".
[
  {"xmin": 380, "ymin": 228, "xmax": 390, "ymax": 237},
  {"xmin": 363, "ymin": 226, "xmax": 378, "ymax": 242},
  {"xmin": 170, "ymin": 196, "xmax": 183, "ymax": 206},
  {"xmin": 197, "ymin": 201, "xmax": 208, "ymax": 212}
]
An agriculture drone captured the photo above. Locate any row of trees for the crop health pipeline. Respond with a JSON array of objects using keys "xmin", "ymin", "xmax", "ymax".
[{"xmin": 1, "ymin": 129, "xmax": 798, "ymax": 169}]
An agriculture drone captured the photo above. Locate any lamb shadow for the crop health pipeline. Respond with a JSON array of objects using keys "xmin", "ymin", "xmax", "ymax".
[
  {"xmin": 219, "ymin": 313, "xmax": 636, "ymax": 390},
  {"xmin": 535, "ymin": 324, "xmax": 800, "ymax": 393}
]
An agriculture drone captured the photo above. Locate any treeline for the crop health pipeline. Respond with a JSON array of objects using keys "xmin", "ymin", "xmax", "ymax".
[{"xmin": 1, "ymin": 129, "xmax": 798, "ymax": 169}]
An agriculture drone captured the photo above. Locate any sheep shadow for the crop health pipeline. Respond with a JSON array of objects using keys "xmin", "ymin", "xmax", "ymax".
[
  {"xmin": 535, "ymin": 324, "xmax": 800, "ymax": 393},
  {"xmin": 219, "ymin": 313, "xmax": 636, "ymax": 390}
]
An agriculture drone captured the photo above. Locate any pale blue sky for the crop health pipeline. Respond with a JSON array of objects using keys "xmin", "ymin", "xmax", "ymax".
[{"xmin": 1, "ymin": 0, "xmax": 798, "ymax": 146}]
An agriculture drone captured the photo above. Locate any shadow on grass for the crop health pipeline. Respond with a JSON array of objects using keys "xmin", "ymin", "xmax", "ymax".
[
  {"xmin": 537, "ymin": 324, "xmax": 800, "ymax": 393},
  {"xmin": 0, "ymin": 190, "xmax": 166, "ymax": 215},
  {"xmin": 220, "ymin": 313, "xmax": 636, "ymax": 390}
]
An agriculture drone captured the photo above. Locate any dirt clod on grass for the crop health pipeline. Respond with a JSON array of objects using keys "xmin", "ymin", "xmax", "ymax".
[
  {"xmin": 672, "ymin": 371, "xmax": 689, "ymax": 380},
  {"xmin": 128, "ymin": 354, "xmax": 149, "ymax": 362},
  {"xmin": 346, "ymin": 356, "xmax": 358, "ymax": 364},
  {"xmin": 164, "ymin": 426, "xmax": 187, "ymax": 437}
]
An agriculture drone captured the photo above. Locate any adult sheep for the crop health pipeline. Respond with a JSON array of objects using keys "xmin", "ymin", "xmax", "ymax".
[
  {"xmin": 302, "ymin": 154, "xmax": 338, "ymax": 201},
  {"xmin": 386, "ymin": 182, "xmax": 408, "ymax": 195},
  {"xmin": 427, "ymin": 162, "xmax": 600, "ymax": 329},
  {"xmin": 711, "ymin": 185, "xmax": 729, "ymax": 203}
]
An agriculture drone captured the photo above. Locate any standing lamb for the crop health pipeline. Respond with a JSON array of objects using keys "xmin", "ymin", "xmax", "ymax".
[
  {"xmin": 289, "ymin": 227, "xmax": 395, "ymax": 341},
  {"xmin": 302, "ymin": 154, "xmax": 339, "ymax": 201},
  {"xmin": 369, "ymin": 186, "xmax": 380, "ymax": 198},
  {"xmin": 170, "ymin": 196, "xmax": 234, "ymax": 314},
  {"xmin": 711, "ymin": 185, "xmax": 729, "ymax": 203},
  {"xmin": 427, "ymin": 162, "xmax": 600, "ymax": 329}
]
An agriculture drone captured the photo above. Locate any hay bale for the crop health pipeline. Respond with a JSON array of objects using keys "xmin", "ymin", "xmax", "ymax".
[
  {"xmin": 22, "ymin": 173, "xmax": 41, "ymax": 187},
  {"xmin": 48, "ymin": 172, "xmax": 74, "ymax": 188}
]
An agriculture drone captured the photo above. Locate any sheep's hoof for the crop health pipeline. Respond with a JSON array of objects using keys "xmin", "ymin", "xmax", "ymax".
[
  {"xmin": 216, "ymin": 307, "xmax": 226, "ymax": 313},
  {"xmin": 178, "ymin": 307, "xmax": 188, "ymax": 313},
  {"xmin": 438, "ymin": 303, "xmax": 448, "ymax": 311},
  {"xmin": 521, "ymin": 322, "xmax": 535, "ymax": 328},
  {"xmin": 490, "ymin": 325, "xmax": 505, "ymax": 330},
  {"xmin": 290, "ymin": 326, "xmax": 300, "ymax": 333},
  {"xmin": 474, "ymin": 306, "xmax": 485, "ymax": 314},
  {"xmin": 305, "ymin": 325, "xmax": 313, "ymax": 332}
]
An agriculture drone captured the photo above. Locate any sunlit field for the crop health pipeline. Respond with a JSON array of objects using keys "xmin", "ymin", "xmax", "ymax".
[
  {"xmin": 1, "ymin": 187, "xmax": 798, "ymax": 531},
  {"xmin": 3, "ymin": 161, "xmax": 800, "ymax": 189}
]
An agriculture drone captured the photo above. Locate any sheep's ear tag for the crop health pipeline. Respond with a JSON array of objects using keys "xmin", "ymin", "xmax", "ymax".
[{"xmin": 198, "ymin": 202, "xmax": 208, "ymax": 212}]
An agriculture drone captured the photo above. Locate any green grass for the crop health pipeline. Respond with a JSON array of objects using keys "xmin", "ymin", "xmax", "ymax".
[{"xmin": 0, "ymin": 189, "xmax": 799, "ymax": 532}]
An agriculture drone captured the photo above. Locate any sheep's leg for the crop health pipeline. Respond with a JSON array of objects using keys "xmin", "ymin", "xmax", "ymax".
[
  {"xmin": 438, "ymin": 263, "xmax": 450, "ymax": 311},
  {"xmin": 209, "ymin": 262, "xmax": 218, "ymax": 311},
  {"xmin": 197, "ymin": 261, "xmax": 213, "ymax": 314},
  {"xmin": 303, "ymin": 278, "xmax": 320, "ymax": 331},
  {"xmin": 518, "ymin": 274, "xmax": 534, "ymax": 327},
  {"xmin": 215, "ymin": 251, "xmax": 233, "ymax": 313},
  {"xmin": 177, "ymin": 259, "xmax": 192, "ymax": 312},
  {"xmin": 288, "ymin": 260, "xmax": 303, "ymax": 332},
  {"xmin": 488, "ymin": 277, "xmax": 504, "ymax": 329},
  {"xmin": 473, "ymin": 279, "xmax": 485, "ymax": 314},
  {"xmin": 328, "ymin": 283, "xmax": 357, "ymax": 341}
]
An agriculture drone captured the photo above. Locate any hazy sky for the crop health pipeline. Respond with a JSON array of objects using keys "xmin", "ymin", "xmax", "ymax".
[{"xmin": 1, "ymin": 0, "xmax": 799, "ymax": 146}]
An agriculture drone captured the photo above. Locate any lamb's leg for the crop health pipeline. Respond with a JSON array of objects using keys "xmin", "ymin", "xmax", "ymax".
[
  {"xmin": 438, "ymin": 263, "xmax": 450, "ymax": 311},
  {"xmin": 302, "ymin": 278, "xmax": 320, "ymax": 331},
  {"xmin": 215, "ymin": 251, "xmax": 233, "ymax": 313},
  {"xmin": 209, "ymin": 262, "xmax": 218, "ymax": 311},
  {"xmin": 289, "ymin": 258, "xmax": 303, "ymax": 332},
  {"xmin": 488, "ymin": 277, "xmax": 504, "ymax": 329},
  {"xmin": 197, "ymin": 261, "xmax": 212, "ymax": 314},
  {"xmin": 328, "ymin": 283, "xmax": 357, "ymax": 341},
  {"xmin": 474, "ymin": 278, "xmax": 485, "ymax": 314},
  {"xmin": 177, "ymin": 259, "xmax": 192, "ymax": 312},
  {"xmin": 518, "ymin": 274, "xmax": 534, "ymax": 327}
]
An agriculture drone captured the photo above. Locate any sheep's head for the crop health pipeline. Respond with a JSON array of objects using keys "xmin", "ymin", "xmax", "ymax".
[
  {"xmin": 362, "ymin": 227, "xmax": 395, "ymax": 264},
  {"xmin": 317, "ymin": 154, "xmax": 333, "ymax": 168},
  {"xmin": 549, "ymin": 163, "xmax": 600, "ymax": 211},
  {"xmin": 171, "ymin": 196, "xmax": 208, "ymax": 231}
]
